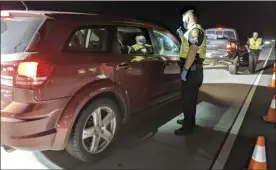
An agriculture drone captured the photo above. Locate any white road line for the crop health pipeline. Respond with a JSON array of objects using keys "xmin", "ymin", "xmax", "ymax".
[{"xmin": 211, "ymin": 43, "xmax": 275, "ymax": 170}]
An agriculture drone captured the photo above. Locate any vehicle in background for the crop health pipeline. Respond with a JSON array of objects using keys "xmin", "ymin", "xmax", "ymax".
[
  {"xmin": 263, "ymin": 39, "xmax": 275, "ymax": 45},
  {"xmin": 1, "ymin": 10, "xmax": 181, "ymax": 162},
  {"xmin": 264, "ymin": 40, "xmax": 271, "ymax": 45},
  {"xmin": 205, "ymin": 27, "xmax": 242, "ymax": 74}
]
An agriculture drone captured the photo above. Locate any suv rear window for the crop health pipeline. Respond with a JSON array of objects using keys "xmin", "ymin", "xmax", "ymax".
[
  {"xmin": 1, "ymin": 16, "xmax": 45, "ymax": 54},
  {"xmin": 206, "ymin": 30, "xmax": 236, "ymax": 40},
  {"xmin": 65, "ymin": 27, "xmax": 108, "ymax": 52}
]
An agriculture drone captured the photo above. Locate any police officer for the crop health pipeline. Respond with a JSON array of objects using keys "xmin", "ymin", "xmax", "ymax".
[
  {"xmin": 245, "ymin": 32, "xmax": 264, "ymax": 73},
  {"xmin": 175, "ymin": 10, "xmax": 206, "ymax": 135},
  {"xmin": 245, "ymin": 32, "xmax": 263, "ymax": 53},
  {"xmin": 128, "ymin": 34, "xmax": 153, "ymax": 54}
]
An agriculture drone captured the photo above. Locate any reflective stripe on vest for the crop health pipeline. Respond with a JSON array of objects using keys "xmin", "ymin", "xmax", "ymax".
[
  {"xmin": 249, "ymin": 38, "xmax": 262, "ymax": 50},
  {"xmin": 179, "ymin": 24, "xmax": 206, "ymax": 59}
]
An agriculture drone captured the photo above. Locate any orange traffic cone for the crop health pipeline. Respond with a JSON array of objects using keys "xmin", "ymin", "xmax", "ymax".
[
  {"xmin": 272, "ymin": 62, "xmax": 276, "ymax": 72},
  {"xmin": 248, "ymin": 136, "xmax": 267, "ymax": 170},
  {"xmin": 269, "ymin": 72, "xmax": 276, "ymax": 88},
  {"xmin": 263, "ymin": 95, "xmax": 276, "ymax": 123}
]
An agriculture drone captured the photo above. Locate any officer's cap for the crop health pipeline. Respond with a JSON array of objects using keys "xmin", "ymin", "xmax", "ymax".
[{"xmin": 182, "ymin": 10, "xmax": 196, "ymax": 22}]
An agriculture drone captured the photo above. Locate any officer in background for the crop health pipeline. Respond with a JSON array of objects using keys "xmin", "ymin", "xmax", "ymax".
[
  {"xmin": 245, "ymin": 32, "xmax": 264, "ymax": 56},
  {"xmin": 175, "ymin": 10, "xmax": 206, "ymax": 135},
  {"xmin": 245, "ymin": 32, "xmax": 264, "ymax": 73},
  {"xmin": 128, "ymin": 34, "xmax": 153, "ymax": 54}
]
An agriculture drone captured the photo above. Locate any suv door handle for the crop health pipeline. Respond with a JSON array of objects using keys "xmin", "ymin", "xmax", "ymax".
[
  {"xmin": 163, "ymin": 61, "xmax": 171, "ymax": 66},
  {"xmin": 117, "ymin": 62, "xmax": 130, "ymax": 69}
]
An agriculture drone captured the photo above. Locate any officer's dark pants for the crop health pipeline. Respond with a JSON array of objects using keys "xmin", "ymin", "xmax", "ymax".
[
  {"xmin": 250, "ymin": 49, "xmax": 260, "ymax": 63},
  {"xmin": 181, "ymin": 65, "xmax": 204, "ymax": 128}
]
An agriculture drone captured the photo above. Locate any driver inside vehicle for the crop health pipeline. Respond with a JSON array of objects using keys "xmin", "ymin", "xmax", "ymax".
[{"xmin": 125, "ymin": 34, "xmax": 153, "ymax": 55}]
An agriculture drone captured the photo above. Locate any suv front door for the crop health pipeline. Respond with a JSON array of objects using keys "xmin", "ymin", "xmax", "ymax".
[
  {"xmin": 151, "ymin": 29, "xmax": 181, "ymax": 99},
  {"xmin": 111, "ymin": 26, "xmax": 164, "ymax": 113}
]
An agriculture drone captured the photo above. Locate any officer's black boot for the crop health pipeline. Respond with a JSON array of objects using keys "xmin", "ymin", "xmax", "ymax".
[
  {"xmin": 175, "ymin": 118, "xmax": 195, "ymax": 135},
  {"xmin": 177, "ymin": 119, "xmax": 197, "ymax": 126},
  {"xmin": 174, "ymin": 125, "xmax": 194, "ymax": 136},
  {"xmin": 177, "ymin": 119, "xmax": 184, "ymax": 125}
]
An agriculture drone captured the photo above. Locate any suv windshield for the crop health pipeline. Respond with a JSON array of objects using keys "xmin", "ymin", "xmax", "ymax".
[{"xmin": 1, "ymin": 16, "xmax": 45, "ymax": 54}]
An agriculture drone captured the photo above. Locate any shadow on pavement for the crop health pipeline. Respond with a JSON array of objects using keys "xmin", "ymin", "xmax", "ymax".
[
  {"xmin": 255, "ymin": 62, "xmax": 275, "ymax": 73},
  {"xmin": 35, "ymin": 82, "xmax": 254, "ymax": 169}
]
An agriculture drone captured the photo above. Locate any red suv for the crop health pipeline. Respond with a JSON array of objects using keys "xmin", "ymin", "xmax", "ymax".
[{"xmin": 1, "ymin": 10, "xmax": 181, "ymax": 161}]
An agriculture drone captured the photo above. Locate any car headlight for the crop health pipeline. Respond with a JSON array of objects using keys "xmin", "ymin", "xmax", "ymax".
[{"xmin": 264, "ymin": 41, "xmax": 271, "ymax": 44}]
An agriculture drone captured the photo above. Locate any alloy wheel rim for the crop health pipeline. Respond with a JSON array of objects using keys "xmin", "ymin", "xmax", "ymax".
[{"xmin": 82, "ymin": 106, "xmax": 117, "ymax": 154}]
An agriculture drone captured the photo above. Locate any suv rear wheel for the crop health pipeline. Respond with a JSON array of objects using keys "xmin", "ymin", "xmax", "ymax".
[{"xmin": 66, "ymin": 98, "xmax": 121, "ymax": 162}]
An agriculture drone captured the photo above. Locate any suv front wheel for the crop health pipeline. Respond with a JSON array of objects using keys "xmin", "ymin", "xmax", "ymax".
[{"xmin": 66, "ymin": 98, "xmax": 121, "ymax": 162}]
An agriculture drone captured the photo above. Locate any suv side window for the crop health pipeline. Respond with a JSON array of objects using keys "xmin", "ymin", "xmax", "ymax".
[
  {"xmin": 65, "ymin": 27, "xmax": 108, "ymax": 52},
  {"xmin": 153, "ymin": 29, "xmax": 180, "ymax": 56},
  {"xmin": 116, "ymin": 26, "xmax": 154, "ymax": 55}
]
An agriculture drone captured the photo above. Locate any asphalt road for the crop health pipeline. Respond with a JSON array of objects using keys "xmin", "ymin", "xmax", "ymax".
[
  {"xmin": 223, "ymin": 45, "xmax": 276, "ymax": 170},
  {"xmin": 1, "ymin": 43, "xmax": 275, "ymax": 169}
]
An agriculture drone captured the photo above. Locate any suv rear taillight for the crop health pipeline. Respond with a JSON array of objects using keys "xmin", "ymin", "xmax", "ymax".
[
  {"xmin": 15, "ymin": 62, "xmax": 55, "ymax": 89},
  {"xmin": 226, "ymin": 42, "xmax": 237, "ymax": 52},
  {"xmin": 1, "ymin": 11, "xmax": 13, "ymax": 21},
  {"xmin": 1, "ymin": 61, "xmax": 55, "ymax": 89},
  {"xmin": 226, "ymin": 43, "xmax": 232, "ymax": 51}
]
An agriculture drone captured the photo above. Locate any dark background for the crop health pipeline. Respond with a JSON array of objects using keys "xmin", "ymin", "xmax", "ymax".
[{"xmin": 1, "ymin": 1, "xmax": 276, "ymax": 43}]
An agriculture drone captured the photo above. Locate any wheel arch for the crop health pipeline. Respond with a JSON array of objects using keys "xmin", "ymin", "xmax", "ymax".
[{"xmin": 52, "ymin": 79, "xmax": 130, "ymax": 150}]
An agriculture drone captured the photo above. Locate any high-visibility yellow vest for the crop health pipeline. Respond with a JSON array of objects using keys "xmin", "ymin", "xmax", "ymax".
[
  {"xmin": 179, "ymin": 24, "xmax": 206, "ymax": 59},
  {"xmin": 132, "ymin": 44, "xmax": 152, "ymax": 51},
  {"xmin": 249, "ymin": 37, "xmax": 262, "ymax": 50}
]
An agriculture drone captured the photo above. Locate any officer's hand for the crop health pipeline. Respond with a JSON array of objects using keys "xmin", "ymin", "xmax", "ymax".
[
  {"xmin": 247, "ymin": 49, "xmax": 251, "ymax": 53},
  {"xmin": 177, "ymin": 28, "xmax": 183, "ymax": 37},
  {"xmin": 259, "ymin": 45, "xmax": 264, "ymax": 50},
  {"xmin": 181, "ymin": 70, "xmax": 188, "ymax": 81}
]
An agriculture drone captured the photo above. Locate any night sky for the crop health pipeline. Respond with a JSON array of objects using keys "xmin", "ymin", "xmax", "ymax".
[{"xmin": 1, "ymin": 1, "xmax": 276, "ymax": 43}]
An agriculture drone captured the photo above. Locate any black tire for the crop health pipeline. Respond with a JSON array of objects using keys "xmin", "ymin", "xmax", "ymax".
[
  {"xmin": 229, "ymin": 55, "xmax": 239, "ymax": 75},
  {"xmin": 66, "ymin": 98, "xmax": 121, "ymax": 162}
]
